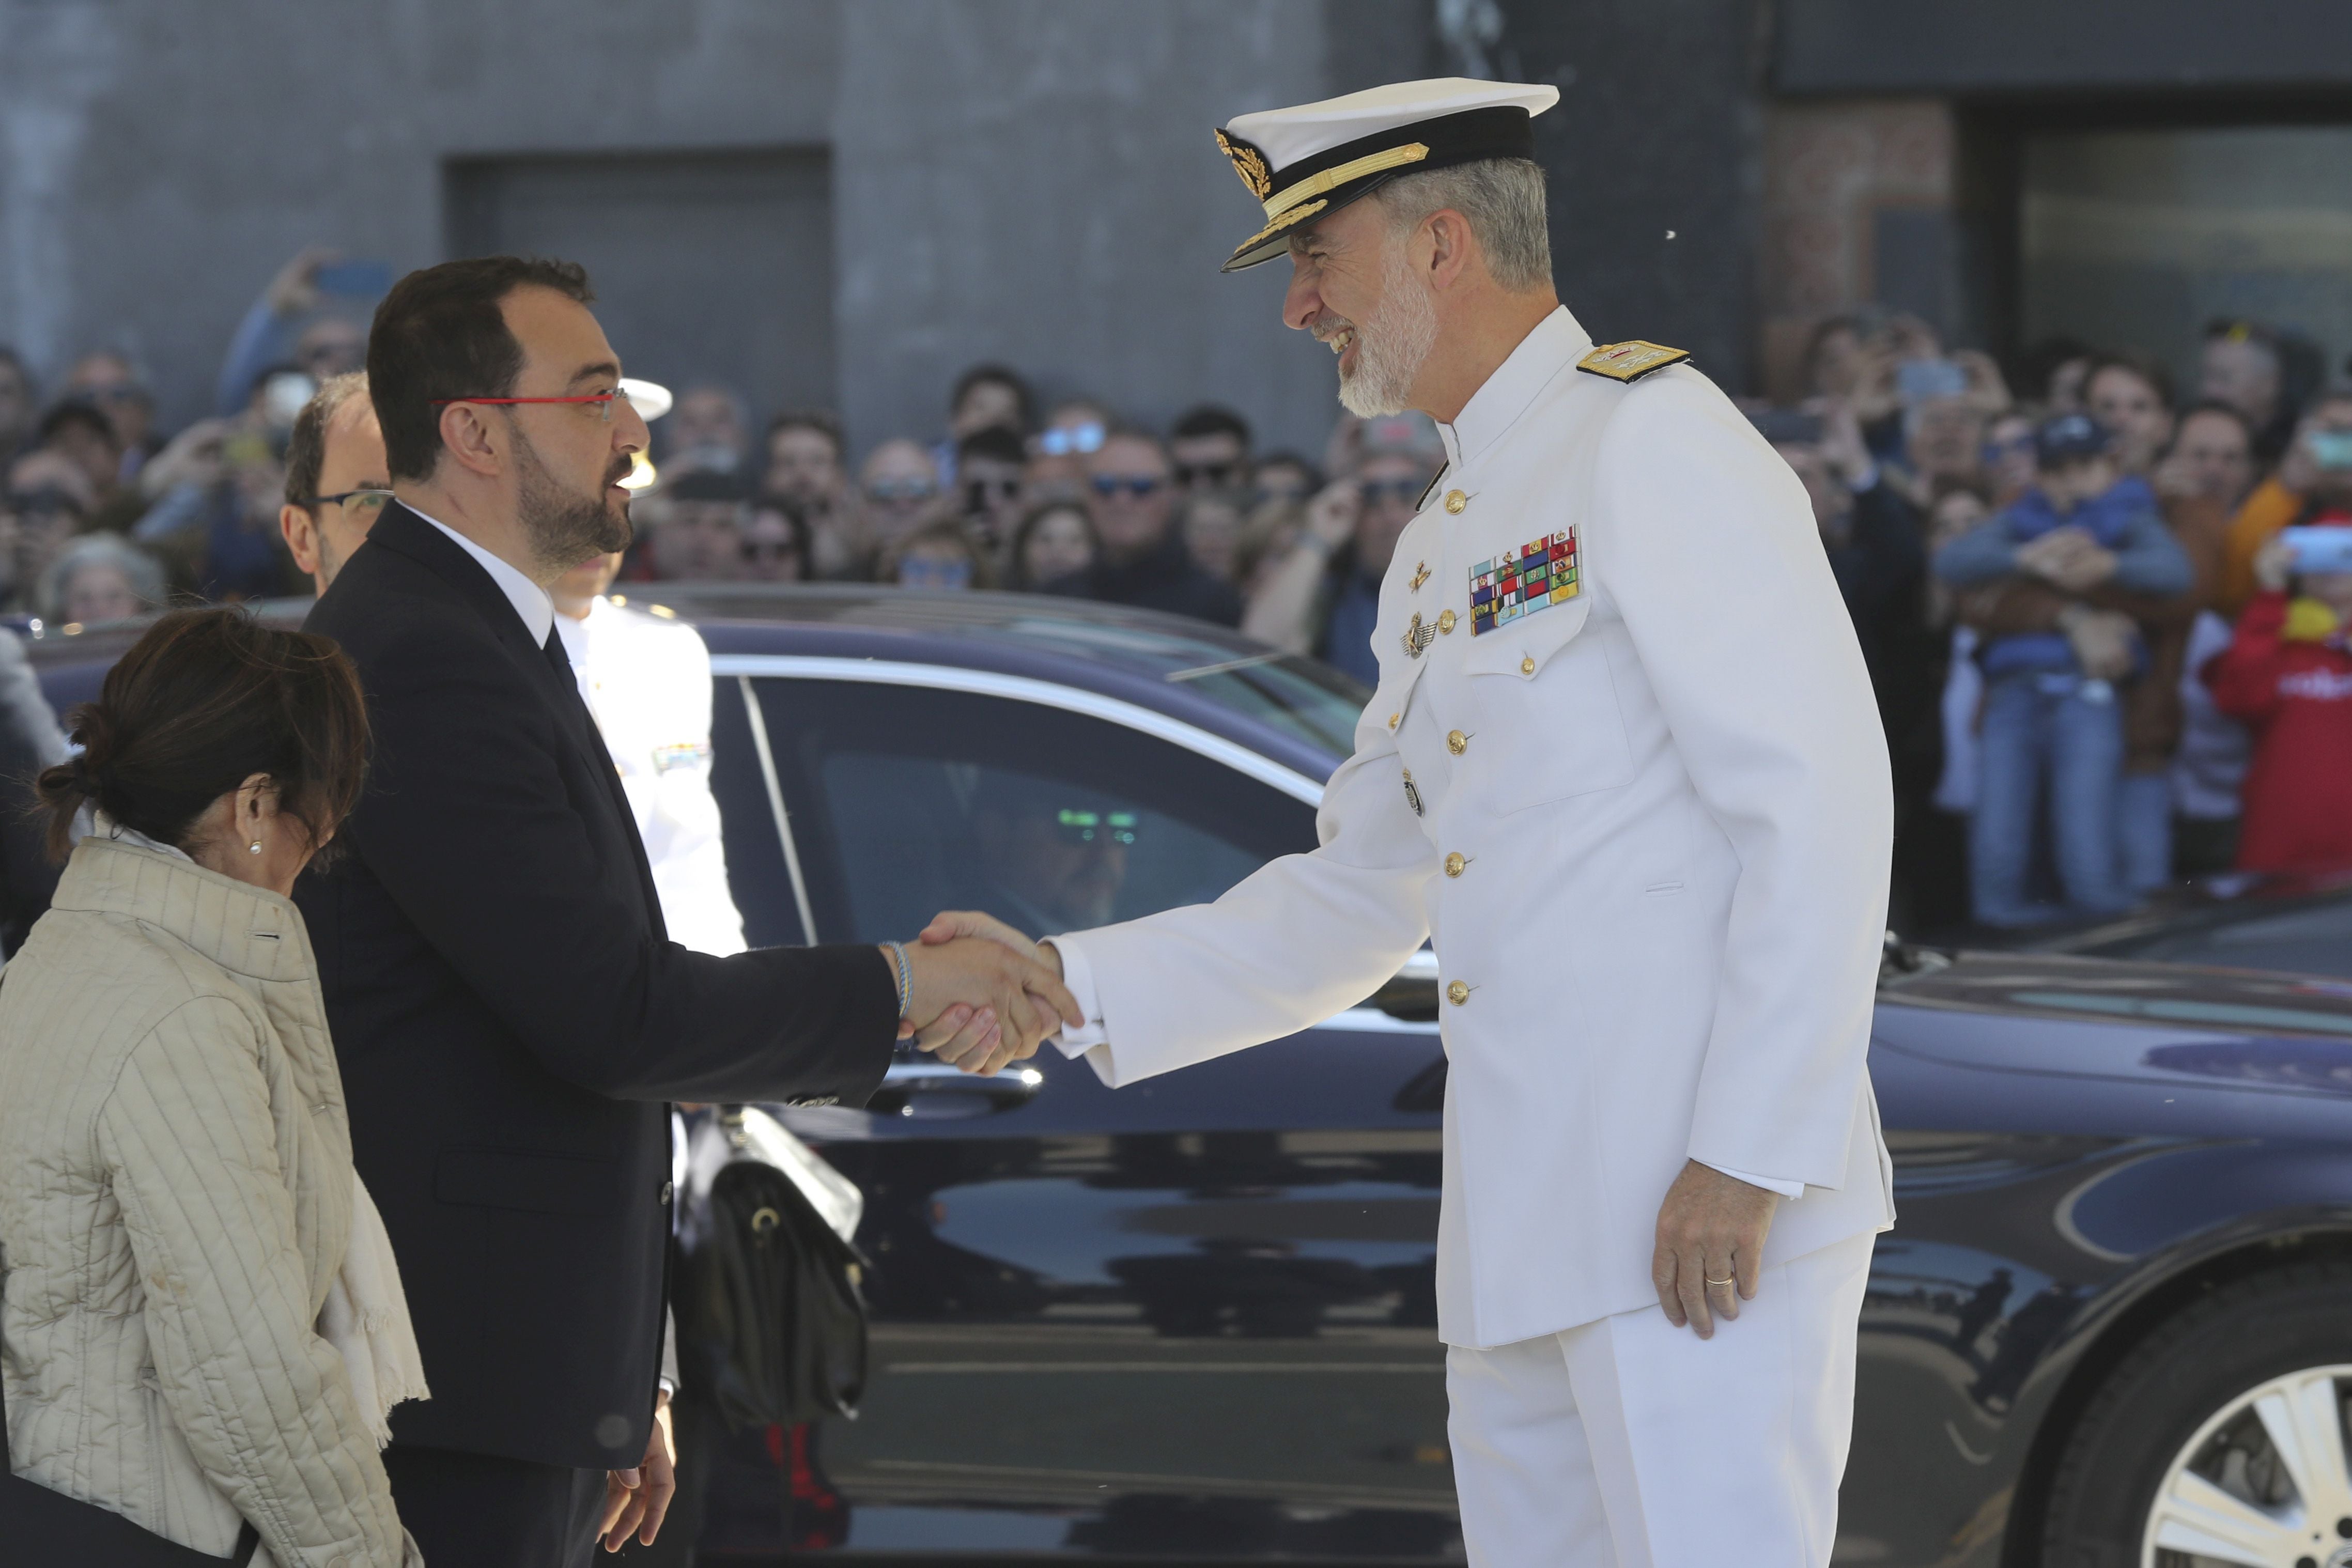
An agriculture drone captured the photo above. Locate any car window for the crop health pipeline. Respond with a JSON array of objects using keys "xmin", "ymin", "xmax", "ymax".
[
  {"xmin": 752, "ymin": 677, "xmax": 1321, "ymax": 943},
  {"xmin": 2098, "ymin": 897, "xmax": 2352, "ymax": 981}
]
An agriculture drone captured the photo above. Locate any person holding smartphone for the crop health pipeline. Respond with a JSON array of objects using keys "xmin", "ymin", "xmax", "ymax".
[
  {"xmin": 2207, "ymin": 523, "xmax": 2352, "ymax": 873},
  {"xmin": 2217, "ymin": 385, "xmax": 2352, "ymax": 615}
]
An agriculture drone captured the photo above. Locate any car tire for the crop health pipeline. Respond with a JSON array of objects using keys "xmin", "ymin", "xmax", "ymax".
[{"xmin": 2041, "ymin": 1259, "xmax": 2352, "ymax": 1568}]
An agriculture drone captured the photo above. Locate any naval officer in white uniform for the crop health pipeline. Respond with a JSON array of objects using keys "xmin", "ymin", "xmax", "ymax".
[
  {"xmin": 552, "ymin": 550, "xmax": 748, "ymax": 957},
  {"xmin": 924, "ymin": 78, "xmax": 1895, "ymax": 1566}
]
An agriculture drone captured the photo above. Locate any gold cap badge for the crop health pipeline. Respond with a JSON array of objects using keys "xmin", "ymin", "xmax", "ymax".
[{"xmin": 1214, "ymin": 129, "xmax": 1273, "ymax": 200}]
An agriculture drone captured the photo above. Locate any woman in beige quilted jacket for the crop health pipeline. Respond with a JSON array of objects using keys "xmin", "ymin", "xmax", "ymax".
[{"xmin": 0, "ymin": 609, "xmax": 424, "ymax": 1566}]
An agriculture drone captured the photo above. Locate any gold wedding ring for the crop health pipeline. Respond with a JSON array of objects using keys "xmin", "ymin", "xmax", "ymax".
[{"xmin": 1704, "ymin": 1276, "xmax": 1736, "ymax": 1287}]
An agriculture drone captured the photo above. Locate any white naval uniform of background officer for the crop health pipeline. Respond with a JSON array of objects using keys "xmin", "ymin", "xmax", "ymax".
[
  {"xmin": 552, "ymin": 578, "xmax": 747, "ymax": 959},
  {"xmin": 940, "ymin": 80, "xmax": 1896, "ymax": 1567}
]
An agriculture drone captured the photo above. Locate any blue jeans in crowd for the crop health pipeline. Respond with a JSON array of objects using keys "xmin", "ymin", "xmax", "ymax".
[
  {"xmin": 1970, "ymin": 671, "xmax": 2132, "ymax": 927},
  {"xmin": 2116, "ymin": 769, "xmax": 2175, "ymax": 899}
]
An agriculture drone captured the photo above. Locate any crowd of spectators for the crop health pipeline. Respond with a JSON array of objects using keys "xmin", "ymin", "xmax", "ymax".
[
  {"xmin": 1760, "ymin": 309, "xmax": 2352, "ymax": 929},
  {"xmin": 7, "ymin": 247, "xmax": 2352, "ymax": 930}
]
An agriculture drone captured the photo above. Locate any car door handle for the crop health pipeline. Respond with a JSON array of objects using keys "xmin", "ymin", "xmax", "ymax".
[{"xmin": 874, "ymin": 1059, "xmax": 1045, "ymax": 1117}]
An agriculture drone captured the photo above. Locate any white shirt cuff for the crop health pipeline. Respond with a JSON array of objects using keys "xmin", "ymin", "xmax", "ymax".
[
  {"xmin": 1040, "ymin": 936, "xmax": 1117, "ymax": 1085},
  {"xmin": 1700, "ymin": 1161, "xmax": 1804, "ymax": 1200}
]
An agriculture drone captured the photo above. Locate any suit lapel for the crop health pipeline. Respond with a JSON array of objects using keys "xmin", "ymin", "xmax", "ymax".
[{"xmin": 365, "ymin": 505, "xmax": 668, "ymax": 937}]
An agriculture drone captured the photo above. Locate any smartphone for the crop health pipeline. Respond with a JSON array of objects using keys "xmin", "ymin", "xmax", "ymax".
[
  {"xmin": 1897, "ymin": 358, "xmax": 1968, "ymax": 404},
  {"xmin": 2282, "ymin": 525, "xmax": 2352, "ymax": 577},
  {"xmin": 312, "ymin": 259, "xmax": 392, "ymax": 299},
  {"xmin": 2307, "ymin": 431, "xmax": 2352, "ymax": 472}
]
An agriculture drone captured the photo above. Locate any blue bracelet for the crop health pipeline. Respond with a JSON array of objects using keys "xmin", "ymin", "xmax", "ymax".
[{"xmin": 886, "ymin": 940, "xmax": 912, "ymax": 1020}]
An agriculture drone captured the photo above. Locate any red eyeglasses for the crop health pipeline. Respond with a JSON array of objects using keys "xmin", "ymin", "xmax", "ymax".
[{"xmin": 430, "ymin": 392, "xmax": 628, "ymax": 423}]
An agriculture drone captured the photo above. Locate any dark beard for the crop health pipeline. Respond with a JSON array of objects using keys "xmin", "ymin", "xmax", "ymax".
[{"xmin": 512, "ymin": 424, "xmax": 631, "ymax": 572}]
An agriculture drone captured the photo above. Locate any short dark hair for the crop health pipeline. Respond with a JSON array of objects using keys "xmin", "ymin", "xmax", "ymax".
[
  {"xmin": 368, "ymin": 256, "xmax": 595, "ymax": 483},
  {"xmin": 951, "ymin": 363, "xmax": 1033, "ymax": 430},
  {"xmin": 2083, "ymin": 350, "xmax": 2175, "ymax": 412},
  {"xmin": 956, "ymin": 425, "xmax": 1027, "ymax": 467},
  {"xmin": 1171, "ymin": 404, "xmax": 1251, "ymax": 446},
  {"xmin": 37, "ymin": 400, "xmax": 117, "ymax": 451},
  {"xmin": 35, "ymin": 608, "xmax": 369, "ymax": 864},
  {"xmin": 764, "ymin": 409, "xmax": 843, "ymax": 459},
  {"xmin": 284, "ymin": 371, "xmax": 373, "ymax": 509}
]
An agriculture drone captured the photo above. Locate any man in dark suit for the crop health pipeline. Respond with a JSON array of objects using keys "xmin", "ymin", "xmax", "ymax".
[{"xmin": 299, "ymin": 256, "xmax": 1074, "ymax": 1567}]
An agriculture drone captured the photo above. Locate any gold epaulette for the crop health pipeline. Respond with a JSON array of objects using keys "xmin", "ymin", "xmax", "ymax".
[{"xmin": 1576, "ymin": 340, "xmax": 1691, "ymax": 383}]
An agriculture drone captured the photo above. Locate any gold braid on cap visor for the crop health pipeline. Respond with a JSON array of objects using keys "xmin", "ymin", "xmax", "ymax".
[
  {"xmin": 1230, "ymin": 199, "xmax": 1329, "ymax": 258},
  {"xmin": 1261, "ymin": 141, "xmax": 1431, "ymax": 220}
]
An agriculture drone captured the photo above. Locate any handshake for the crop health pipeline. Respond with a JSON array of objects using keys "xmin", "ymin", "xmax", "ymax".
[{"xmin": 884, "ymin": 912, "xmax": 1080, "ymax": 1076}]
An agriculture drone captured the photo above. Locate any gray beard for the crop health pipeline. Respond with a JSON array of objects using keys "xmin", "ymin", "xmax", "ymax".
[
  {"xmin": 513, "ymin": 424, "xmax": 629, "ymax": 574},
  {"xmin": 1337, "ymin": 241, "xmax": 1439, "ymax": 418}
]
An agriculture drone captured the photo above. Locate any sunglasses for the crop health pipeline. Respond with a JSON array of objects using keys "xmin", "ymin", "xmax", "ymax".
[
  {"xmin": 1053, "ymin": 808, "xmax": 1138, "ymax": 847},
  {"xmin": 867, "ymin": 476, "xmax": 938, "ymax": 503},
  {"xmin": 964, "ymin": 476, "xmax": 1021, "ymax": 506},
  {"xmin": 1038, "ymin": 422, "xmax": 1106, "ymax": 457},
  {"xmin": 1174, "ymin": 460, "xmax": 1242, "ymax": 488},
  {"xmin": 898, "ymin": 555, "xmax": 973, "ymax": 591},
  {"xmin": 1091, "ymin": 474, "xmax": 1164, "ymax": 499},
  {"xmin": 1359, "ymin": 478, "xmax": 1424, "ymax": 505}
]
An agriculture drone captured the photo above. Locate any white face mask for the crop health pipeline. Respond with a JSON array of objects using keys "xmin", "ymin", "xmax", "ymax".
[{"xmin": 1337, "ymin": 235, "xmax": 1440, "ymax": 419}]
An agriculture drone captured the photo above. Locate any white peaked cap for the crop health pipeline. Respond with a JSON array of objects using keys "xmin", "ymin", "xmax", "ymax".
[{"xmin": 1212, "ymin": 77, "xmax": 1560, "ymax": 272}]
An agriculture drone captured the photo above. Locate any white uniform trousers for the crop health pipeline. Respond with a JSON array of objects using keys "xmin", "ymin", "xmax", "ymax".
[{"xmin": 1445, "ymin": 1232, "xmax": 1874, "ymax": 1567}]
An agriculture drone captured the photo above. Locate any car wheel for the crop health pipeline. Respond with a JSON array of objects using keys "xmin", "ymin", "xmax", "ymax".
[{"xmin": 2042, "ymin": 1261, "xmax": 2352, "ymax": 1568}]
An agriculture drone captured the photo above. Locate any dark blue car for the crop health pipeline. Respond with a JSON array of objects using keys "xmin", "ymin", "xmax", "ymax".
[{"xmin": 28, "ymin": 587, "xmax": 2352, "ymax": 1567}]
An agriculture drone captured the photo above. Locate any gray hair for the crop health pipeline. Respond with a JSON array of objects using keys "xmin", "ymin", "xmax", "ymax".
[
  {"xmin": 38, "ymin": 532, "xmax": 164, "ymax": 623},
  {"xmin": 1373, "ymin": 157, "xmax": 1552, "ymax": 293}
]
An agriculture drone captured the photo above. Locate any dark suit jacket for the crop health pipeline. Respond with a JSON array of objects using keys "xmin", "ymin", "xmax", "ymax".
[{"xmin": 298, "ymin": 504, "xmax": 896, "ymax": 1470}]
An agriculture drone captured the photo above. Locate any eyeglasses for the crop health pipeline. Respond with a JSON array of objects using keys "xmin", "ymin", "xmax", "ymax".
[
  {"xmin": 1091, "ymin": 474, "xmax": 1164, "ymax": 499},
  {"xmin": 430, "ymin": 392, "xmax": 629, "ymax": 423},
  {"xmin": 1359, "ymin": 478, "xmax": 1425, "ymax": 505},
  {"xmin": 1174, "ymin": 460, "xmax": 1242, "ymax": 488},
  {"xmin": 1053, "ymin": 808, "xmax": 1138, "ymax": 847},
  {"xmin": 303, "ymin": 488, "xmax": 394, "ymax": 518},
  {"xmin": 866, "ymin": 476, "xmax": 938, "ymax": 503},
  {"xmin": 1038, "ymin": 423, "xmax": 1106, "ymax": 457}
]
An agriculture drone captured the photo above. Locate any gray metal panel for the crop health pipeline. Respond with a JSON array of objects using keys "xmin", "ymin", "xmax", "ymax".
[
  {"xmin": 444, "ymin": 147, "xmax": 835, "ymax": 428},
  {"xmin": 1775, "ymin": 0, "xmax": 2352, "ymax": 96}
]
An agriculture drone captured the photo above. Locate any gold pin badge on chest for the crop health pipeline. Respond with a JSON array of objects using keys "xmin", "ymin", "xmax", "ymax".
[
  {"xmin": 1410, "ymin": 562, "xmax": 1430, "ymax": 592},
  {"xmin": 1402, "ymin": 613, "xmax": 1435, "ymax": 659}
]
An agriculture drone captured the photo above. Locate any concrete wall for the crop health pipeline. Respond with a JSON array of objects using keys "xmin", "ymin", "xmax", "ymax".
[{"xmin": 0, "ymin": 0, "xmax": 1431, "ymax": 459}]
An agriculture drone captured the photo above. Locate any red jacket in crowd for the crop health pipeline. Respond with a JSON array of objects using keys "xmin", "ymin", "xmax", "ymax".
[{"xmin": 2206, "ymin": 589, "xmax": 2352, "ymax": 873}]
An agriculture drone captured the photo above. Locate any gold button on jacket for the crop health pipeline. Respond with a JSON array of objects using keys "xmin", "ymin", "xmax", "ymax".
[
  {"xmin": 1437, "ymin": 608, "xmax": 1458, "ymax": 634},
  {"xmin": 1446, "ymin": 980, "xmax": 1471, "ymax": 1006},
  {"xmin": 1444, "ymin": 489, "xmax": 1468, "ymax": 514},
  {"xmin": 1444, "ymin": 851, "xmax": 1466, "ymax": 877},
  {"xmin": 1447, "ymin": 729, "xmax": 1469, "ymax": 756}
]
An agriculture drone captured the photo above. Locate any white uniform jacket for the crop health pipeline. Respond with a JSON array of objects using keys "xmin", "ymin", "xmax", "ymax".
[
  {"xmin": 1053, "ymin": 307, "xmax": 1895, "ymax": 1349},
  {"xmin": 557, "ymin": 596, "xmax": 748, "ymax": 957}
]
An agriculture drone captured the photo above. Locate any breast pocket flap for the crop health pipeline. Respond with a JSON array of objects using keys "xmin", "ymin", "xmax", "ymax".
[{"xmin": 1461, "ymin": 593, "xmax": 1591, "ymax": 680}]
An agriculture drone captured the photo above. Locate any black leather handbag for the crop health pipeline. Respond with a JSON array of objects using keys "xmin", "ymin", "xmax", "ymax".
[
  {"xmin": 0, "ymin": 1271, "xmax": 260, "ymax": 1562},
  {"xmin": 675, "ymin": 1106, "xmax": 871, "ymax": 1431}
]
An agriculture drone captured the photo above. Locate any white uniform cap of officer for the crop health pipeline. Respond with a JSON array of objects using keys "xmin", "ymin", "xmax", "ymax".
[{"xmin": 1213, "ymin": 77, "xmax": 1559, "ymax": 272}]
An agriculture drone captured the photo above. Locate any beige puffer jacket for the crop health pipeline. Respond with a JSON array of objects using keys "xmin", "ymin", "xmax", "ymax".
[{"xmin": 0, "ymin": 837, "xmax": 411, "ymax": 1567}]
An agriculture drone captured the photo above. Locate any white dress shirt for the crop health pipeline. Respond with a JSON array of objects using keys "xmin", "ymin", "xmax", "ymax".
[{"xmin": 409, "ymin": 505, "xmax": 555, "ymax": 646}]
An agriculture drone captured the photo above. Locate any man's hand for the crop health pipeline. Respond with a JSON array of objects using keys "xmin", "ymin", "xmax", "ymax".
[
  {"xmin": 599, "ymin": 1392, "xmax": 676, "ymax": 1552},
  {"xmin": 892, "ymin": 932, "xmax": 1081, "ymax": 1076},
  {"xmin": 1302, "ymin": 478, "xmax": 1361, "ymax": 552},
  {"xmin": 1651, "ymin": 1160, "xmax": 1781, "ymax": 1339},
  {"xmin": 264, "ymin": 245, "xmax": 339, "ymax": 318}
]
